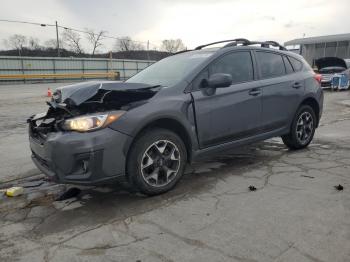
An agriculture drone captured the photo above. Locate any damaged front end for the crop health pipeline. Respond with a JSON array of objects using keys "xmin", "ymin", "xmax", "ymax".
[
  {"xmin": 27, "ymin": 81, "xmax": 161, "ymax": 184},
  {"xmin": 28, "ymin": 81, "xmax": 160, "ymax": 136}
]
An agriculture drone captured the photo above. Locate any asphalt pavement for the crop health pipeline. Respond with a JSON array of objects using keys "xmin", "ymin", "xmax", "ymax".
[{"xmin": 0, "ymin": 83, "xmax": 350, "ymax": 262}]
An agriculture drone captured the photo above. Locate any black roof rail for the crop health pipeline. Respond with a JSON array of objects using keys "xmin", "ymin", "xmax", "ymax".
[
  {"xmin": 195, "ymin": 38, "xmax": 250, "ymax": 50},
  {"xmin": 263, "ymin": 41, "xmax": 287, "ymax": 50},
  {"xmin": 195, "ymin": 39, "xmax": 287, "ymax": 51},
  {"xmin": 243, "ymin": 41, "xmax": 287, "ymax": 51},
  {"xmin": 173, "ymin": 49, "xmax": 193, "ymax": 55}
]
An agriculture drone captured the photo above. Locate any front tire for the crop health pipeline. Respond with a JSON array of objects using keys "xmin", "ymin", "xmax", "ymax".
[
  {"xmin": 127, "ymin": 128, "xmax": 187, "ymax": 195},
  {"xmin": 282, "ymin": 105, "xmax": 316, "ymax": 150}
]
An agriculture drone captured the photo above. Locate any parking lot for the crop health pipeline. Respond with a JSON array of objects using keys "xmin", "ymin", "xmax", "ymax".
[{"xmin": 0, "ymin": 83, "xmax": 350, "ymax": 261}]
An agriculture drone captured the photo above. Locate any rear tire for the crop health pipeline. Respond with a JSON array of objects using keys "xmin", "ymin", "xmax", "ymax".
[
  {"xmin": 282, "ymin": 105, "xmax": 316, "ymax": 150},
  {"xmin": 126, "ymin": 128, "xmax": 187, "ymax": 195}
]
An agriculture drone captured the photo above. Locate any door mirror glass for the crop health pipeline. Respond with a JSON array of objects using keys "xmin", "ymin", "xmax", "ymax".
[{"xmin": 202, "ymin": 73, "xmax": 232, "ymax": 88}]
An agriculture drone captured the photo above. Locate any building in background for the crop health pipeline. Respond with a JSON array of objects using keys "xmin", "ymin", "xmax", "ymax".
[{"xmin": 284, "ymin": 33, "xmax": 350, "ymax": 67}]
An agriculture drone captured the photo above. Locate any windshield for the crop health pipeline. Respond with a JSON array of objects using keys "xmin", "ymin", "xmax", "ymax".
[
  {"xmin": 345, "ymin": 59, "xmax": 350, "ymax": 68},
  {"xmin": 126, "ymin": 51, "xmax": 213, "ymax": 87}
]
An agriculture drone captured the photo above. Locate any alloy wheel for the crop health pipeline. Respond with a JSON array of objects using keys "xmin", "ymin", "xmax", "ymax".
[
  {"xmin": 296, "ymin": 111, "xmax": 314, "ymax": 145},
  {"xmin": 140, "ymin": 140, "xmax": 181, "ymax": 187}
]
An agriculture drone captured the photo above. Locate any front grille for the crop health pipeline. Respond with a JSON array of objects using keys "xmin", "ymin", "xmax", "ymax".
[{"xmin": 321, "ymin": 74, "xmax": 332, "ymax": 82}]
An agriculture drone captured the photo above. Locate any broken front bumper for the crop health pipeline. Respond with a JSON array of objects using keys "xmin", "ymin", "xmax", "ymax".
[{"xmin": 29, "ymin": 127, "xmax": 131, "ymax": 185}]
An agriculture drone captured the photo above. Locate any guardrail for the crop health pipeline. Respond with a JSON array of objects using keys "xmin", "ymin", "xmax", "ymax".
[{"xmin": 0, "ymin": 71, "xmax": 119, "ymax": 80}]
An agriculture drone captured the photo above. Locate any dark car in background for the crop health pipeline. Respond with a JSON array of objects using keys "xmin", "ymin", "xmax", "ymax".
[
  {"xmin": 28, "ymin": 39, "xmax": 324, "ymax": 195},
  {"xmin": 315, "ymin": 57, "xmax": 350, "ymax": 89}
]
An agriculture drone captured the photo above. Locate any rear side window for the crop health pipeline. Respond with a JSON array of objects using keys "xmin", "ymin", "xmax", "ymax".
[
  {"xmin": 256, "ymin": 52, "xmax": 285, "ymax": 79},
  {"xmin": 283, "ymin": 56, "xmax": 294, "ymax": 74},
  {"xmin": 209, "ymin": 51, "xmax": 254, "ymax": 84},
  {"xmin": 289, "ymin": 56, "xmax": 303, "ymax": 72}
]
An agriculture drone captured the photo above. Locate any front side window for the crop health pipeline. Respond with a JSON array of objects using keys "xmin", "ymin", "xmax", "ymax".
[
  {"xmin": 256, "ymin": 52, "xmax": 285, "ymax": 79},
  {"xmin": 192, "ymin": 69, "xmax": 209, "ymax": 90},
  {"xmin": 209, "ymin": 51, "xmax": 254, "ymax": 84}
]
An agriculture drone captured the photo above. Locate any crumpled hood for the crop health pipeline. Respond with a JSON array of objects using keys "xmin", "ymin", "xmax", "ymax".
[
  {"xmin": 53, "ymin": 81, "xmax": 159, "ymax": 106},
  {"xmin": 315, "ymin": 57, "xmax": 348, "ymax": 70}
]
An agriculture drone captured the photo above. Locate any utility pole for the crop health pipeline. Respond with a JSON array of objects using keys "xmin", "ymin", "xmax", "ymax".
[
  {"xmin": 55, "ymin": 21, "xmax": 60, "ymax": 57},
  {"xmin": 147, "ymin": 40, "xmax": 150, "ymax": 61}
]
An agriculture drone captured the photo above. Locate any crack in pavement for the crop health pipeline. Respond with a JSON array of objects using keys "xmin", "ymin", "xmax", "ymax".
[{"xmin": 139, "ymin": 219, "xmax": 259, "ymax": 262}]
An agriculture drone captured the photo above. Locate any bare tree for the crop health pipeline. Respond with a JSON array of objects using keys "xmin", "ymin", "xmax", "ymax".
[
  {"xmin": 114, "ymin": 36, "xmax": 144, "ymax": 51},
  {"xmin": 114, "ymin": 37, "xmax": 130, "ymax": 51},
  {"xmin": 62, "ymin": 29, "xmax": 83, "ymax": 54},
  {"xmin": 44, "ymin": 39, "xmax": 63, "ymax": 49},
  {"xmin": 85, "ymin": 29, "xmax": 106, "ymax": 56},
  {"xmin": 44, "ymin": 39, "xmax": 55, "ymax": 49},
  {"xmin": 161, "ymin": 39, "xmax": 186, "ymax": 53},
  {"xmin": 5, "ymin": 34, "xmax": 27, "ymax": 55},
  {"xmin": 28, "ymin": 37, "xmax": 40, "ymax": 50}
]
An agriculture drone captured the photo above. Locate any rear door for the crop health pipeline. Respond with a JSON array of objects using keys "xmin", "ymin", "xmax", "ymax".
[
  {"xmin": 191, "ymin": 51, "xmax": 263, "ymax": 148},
  {"xmin": 255, "ymin": 51, "xmax": 303, "ymax": 132}
]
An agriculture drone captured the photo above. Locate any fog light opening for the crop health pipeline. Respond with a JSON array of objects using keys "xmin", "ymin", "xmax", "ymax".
[{"xmin": 82, "ymin": 160, "xmax": 89, "ymax": 174}]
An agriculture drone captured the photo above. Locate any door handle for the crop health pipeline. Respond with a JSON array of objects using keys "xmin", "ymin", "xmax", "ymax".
[
  {"xmin": 292, "ymin": 82, "xmax": 302, "ymax": 89},
  {"xmin": 249, "ymin": 88, "xmax": 261, "ymax": 96}
]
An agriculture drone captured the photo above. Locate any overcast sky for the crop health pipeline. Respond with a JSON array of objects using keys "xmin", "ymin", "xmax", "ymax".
[{"xmin": 1, "ymin": 0, "xmax": 349, "ymax": 52}]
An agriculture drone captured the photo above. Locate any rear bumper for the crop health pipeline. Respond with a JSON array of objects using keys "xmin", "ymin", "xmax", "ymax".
[
  {"xmin": 318, "ymin": 90, "xmax": 324, "ymax": 125},
  {"xmin": 29, "ymin": 127, "xmax": 131, "ymax": 185}
]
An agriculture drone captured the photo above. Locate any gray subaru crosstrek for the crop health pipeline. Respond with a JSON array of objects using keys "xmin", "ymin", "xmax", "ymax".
[{"xmin": 28, "ymin": 39, "xmax": 324, "ymax": 195}]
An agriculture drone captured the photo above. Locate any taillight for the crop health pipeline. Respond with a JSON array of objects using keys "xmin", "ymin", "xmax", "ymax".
[{"xmin": 314, "ymin": 74, "xmax": 322, "ymax": 84}]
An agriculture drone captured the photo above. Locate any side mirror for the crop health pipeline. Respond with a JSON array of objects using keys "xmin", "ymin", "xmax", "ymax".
[{"xmin": 202, "ymin": 73, "xmax": 232, "ymax": 89}]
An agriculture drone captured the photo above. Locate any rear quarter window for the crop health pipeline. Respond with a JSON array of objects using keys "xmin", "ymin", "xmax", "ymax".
[
  {"xmin": 256, "ymin": 52, "xmax": 286, "ymax": 79},
  {"xmin": 288, "ymin": 56, "xmax": 303, "ymax": 72},
  {"xmin": 283, "ymin": 56, "xmax": 294, "ymax": 74}
]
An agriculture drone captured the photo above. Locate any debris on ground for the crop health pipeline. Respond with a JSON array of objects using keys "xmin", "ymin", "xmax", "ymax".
[
  {"xmin": 55, "ymin": 187, "xmax": 81, "ymax": 201},
  {"xmin": 4, "ymin": 187, "xmax": 24, "ymax": 197},
  {"xmin": 248, "ymin": 185, "xmax": 257, "ymax": 191},
  {"xmin": 334, "ymin": 184, "xmax": 344, "ymax": 191}
]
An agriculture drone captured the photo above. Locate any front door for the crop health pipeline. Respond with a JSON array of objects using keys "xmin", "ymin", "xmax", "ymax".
[{"xmin": 191, "ymin": 51, "xmax": 263, "ymax": 148}]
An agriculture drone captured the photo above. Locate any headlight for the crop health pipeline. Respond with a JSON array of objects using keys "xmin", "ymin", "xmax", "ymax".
[{"xmin": 62, "ymin": 111, "xmax": 125, "ymax": 132}]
